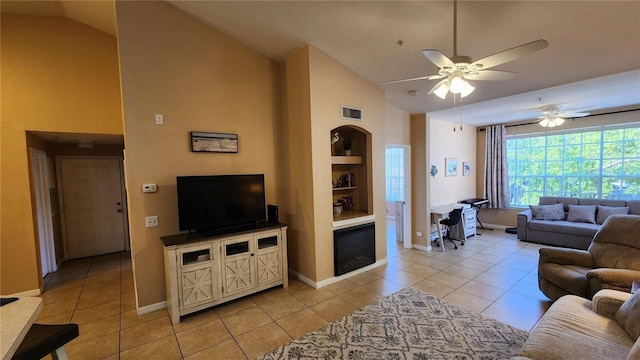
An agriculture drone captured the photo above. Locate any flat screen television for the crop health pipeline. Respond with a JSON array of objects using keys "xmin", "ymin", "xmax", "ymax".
[{"xmin": 176, "ymin": 174, "xmax": 266, "ymax": 234}]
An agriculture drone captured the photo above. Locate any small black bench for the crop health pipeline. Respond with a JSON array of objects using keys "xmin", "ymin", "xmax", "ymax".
[{"xmin": 12, "ymin": 323, "xmax": 79, "ymax": 360}]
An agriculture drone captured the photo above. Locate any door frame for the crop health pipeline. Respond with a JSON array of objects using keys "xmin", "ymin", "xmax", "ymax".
[
  {"xmin": 56, "ymin": 156, "xmax": 130, "ymax": 260},
  {"xmin": 385, "ymin": 144, "xmax": 412, "ymax": 249},
  {"xmin": 30, "ymin": 148, "xmax": 57, "ymax": 276}
]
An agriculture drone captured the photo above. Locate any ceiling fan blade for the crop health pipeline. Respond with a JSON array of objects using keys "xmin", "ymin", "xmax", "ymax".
[
  {"xmin": 470, "ymin": 39, "xmax": 549, "ymax": 70},
  {"xmin": 469, "ymin": 70, "xmax": 519, "ymax": 81},
  {"xmin": 567, "ymin": 112, "xmax": 590, "ymax": 117},
  {"xmin": 422, "ymin": 50, "xmax": 455, "ymax": 68},
  {"xmin": 380, "ymin": 74, "xmax": 444, "ymax": 85},
  {"xmin": 427, "ymin": 79, "xmax": 448, "ymax": 94}
]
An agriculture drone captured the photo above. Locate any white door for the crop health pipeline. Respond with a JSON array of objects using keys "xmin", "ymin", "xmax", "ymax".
[
  {"xmin": 31, "ymin": 149, "xmax": 57, "ymax": 276},
  {"xmin": 59, "ymin": 158, "xmax": 126, "ymax": 259}
]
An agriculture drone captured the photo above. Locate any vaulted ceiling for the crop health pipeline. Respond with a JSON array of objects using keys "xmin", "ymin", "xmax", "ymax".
[{"xmin": 3, "ymin": 0, "xmax": 640, "ymax": 126}]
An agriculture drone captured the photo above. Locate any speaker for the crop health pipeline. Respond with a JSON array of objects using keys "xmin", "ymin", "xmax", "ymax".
[{"xmin": 267, "ymin": 205, "xmax": 279, "ymax": 223}]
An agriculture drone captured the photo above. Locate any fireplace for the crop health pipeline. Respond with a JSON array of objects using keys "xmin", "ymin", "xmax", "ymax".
[{"xmin": 334, "ymin": 223, "xmax": 375, "ymax": 276}]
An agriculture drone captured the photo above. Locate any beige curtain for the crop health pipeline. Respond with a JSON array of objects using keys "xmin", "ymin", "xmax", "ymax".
[{"xmin": 483, "ymin": 125, "xmax": 510, "ymax": 209}]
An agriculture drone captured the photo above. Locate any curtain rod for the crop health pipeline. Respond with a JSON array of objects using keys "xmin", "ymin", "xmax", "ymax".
[{"xmin": 478, "ymin": 108, "xmax": 640, "ymax": 132}]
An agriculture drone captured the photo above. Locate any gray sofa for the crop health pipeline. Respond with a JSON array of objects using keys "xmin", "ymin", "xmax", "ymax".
[{"xmin": 517, "ymin": 196, "xmax": 640, "ymax": 249}]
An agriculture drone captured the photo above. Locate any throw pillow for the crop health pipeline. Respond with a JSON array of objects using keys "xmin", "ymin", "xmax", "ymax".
[
  {"xmin": 615, "ymin": 289, "xmax": 640, "ymax": 340},
  {"xmin": 596, "ymin": 205, "xmax": 630, "ymax": 225},
  {"xmin": 566, "ymin": 204, "xmax": 597, "ymax": 224},
  {"xmin": 530, "ymin": 203, "xmax": 565, "ymax": 221}
]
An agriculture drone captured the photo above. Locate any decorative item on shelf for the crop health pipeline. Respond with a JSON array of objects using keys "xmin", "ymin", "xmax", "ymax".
[
  {"xmin": 340, "ymin": 196, "xmax": 354, "ymax": 211},
  {"xmin": 430, "ymin": 165, "xmax": 438, "ymax": 178},
  {"xmin": 333, "ymin": 202, "xmax": 343, "ymax": 215},
  {"xmin": 342, "ymin": 136, "xmax": 353, "ymax": 156},
  {"xmin": 336, "ymin": 173, "xmax": 355, "ymax": 188}
]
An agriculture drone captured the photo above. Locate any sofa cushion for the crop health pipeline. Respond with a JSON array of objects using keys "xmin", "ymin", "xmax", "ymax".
[
  {"xmin": 539, "ymin": 263, "xmax": 591, "ymax": 297},
  {"xmin": 521, "ymin": 295, "xmax": 634, "ymax": 360},
  {"xmin": 626, "ymin": 200, "xmax": 640, "ymax": 216},
  {"xmin": 528, "ymin": 220, "xmax": 600, "ymax": 237},
  {"xmin": 567, "ymin": 204, "xmax": 597, "ymax": 224},
  {"xmin": 530, "ymin": 203, "xmax": 565, "ymax": 220},
  {"xmin": 580, "ymin": 198, "xmax": 626, "ymax": 207},
  {"xmin": 616, "ymin": 290, "xmax": 640, "ymax": 340},
  {"xmin": 596, "ymin": 205, "xmax": 630, "ymax": 225}
]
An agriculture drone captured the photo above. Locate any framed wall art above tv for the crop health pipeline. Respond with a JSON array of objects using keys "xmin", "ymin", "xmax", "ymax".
[{"xmin": 190, "ymin": 131, "xmax": 238, "ymax": 153}]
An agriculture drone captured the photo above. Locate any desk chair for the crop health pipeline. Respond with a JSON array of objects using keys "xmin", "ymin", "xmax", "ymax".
[
  {"xmin": 12, "ymin": 323, "xmax": 79, "ymax": 360},
  {"xmin": 439, "ymin": 208, "xmax": 464, "ymax": 249}
]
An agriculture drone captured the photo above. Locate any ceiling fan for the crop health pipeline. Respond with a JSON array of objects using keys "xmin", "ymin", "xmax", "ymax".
[
  {"xmin": 537, "ymin": 105, "xmax": 590, "ymax": 128},
  {"xmin": 382, "ymin": 0, "xmax": 549, "ymax": 99}
]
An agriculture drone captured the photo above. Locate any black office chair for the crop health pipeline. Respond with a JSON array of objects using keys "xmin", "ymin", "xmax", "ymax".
[
  {"xmin": 439, "ymin": 207, "xmax": 464, "ymax": 249},
  {"xmin": 12, "ymin": 323, "xmax": 79, "ymax": 360}
]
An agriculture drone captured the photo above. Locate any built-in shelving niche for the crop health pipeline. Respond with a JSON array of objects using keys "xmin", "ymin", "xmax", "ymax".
[{"xmin": 330, "ymin": 125, "xmax": 372, "ymax": 223}]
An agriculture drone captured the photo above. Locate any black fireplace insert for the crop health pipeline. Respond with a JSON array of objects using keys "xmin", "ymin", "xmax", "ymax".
[{"xmin": 333, "ymin": 223, "xmax": 375, "ymax": 276}]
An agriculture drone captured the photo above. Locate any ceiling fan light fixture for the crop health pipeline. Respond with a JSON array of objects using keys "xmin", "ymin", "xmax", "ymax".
[
  {"xmin": 434, "ymin": 82, "xmax": 450, "ymax": 99},
  {"xmin": 449, "ymin": 76, "xmax": 474, "ymax": 97},
  {"xmin": 555, "ymin": 117, "xmax": 565, "ymax": 126},
  {"xmin": 539, "ymin": 118, "xmax": 550, "ymax": 127}
]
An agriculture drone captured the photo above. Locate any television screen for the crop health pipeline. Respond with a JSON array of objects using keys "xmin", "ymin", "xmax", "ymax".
[{"xmin": 176, "ymin": 174, "xmax": 266, "ymax": 233}]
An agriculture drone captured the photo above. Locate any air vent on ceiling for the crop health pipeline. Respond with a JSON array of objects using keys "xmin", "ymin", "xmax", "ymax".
[{"xmin": 341, "ymin": 105, "xmax": 362, "ymax": 121}]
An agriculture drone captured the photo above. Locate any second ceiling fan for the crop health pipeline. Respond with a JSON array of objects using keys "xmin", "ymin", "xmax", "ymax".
[{"xmin": 383, "ymin": 0, "xmax": 549, "ymax": 99}]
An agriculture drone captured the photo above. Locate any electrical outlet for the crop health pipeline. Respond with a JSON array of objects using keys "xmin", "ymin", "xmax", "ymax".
[
  {"xmin": 155, "ymin": 114, "xmax": 164, "ymax": 125},
  {"xmin": 145, "ymin": 216, "xmax": 158, "ymax": 227}
]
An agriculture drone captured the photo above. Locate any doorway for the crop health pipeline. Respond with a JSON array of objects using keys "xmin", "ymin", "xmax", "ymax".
[
  {"xmin": 58, "ymin": 157, "xmax": 127, "ymax": 259},
  {"xmin": 30, "ymin": 148, "xmax": 57, "ymax": 276},
  {"xmin": 385, "ymin": 145, "xmax": 411, "ymax": 249}
]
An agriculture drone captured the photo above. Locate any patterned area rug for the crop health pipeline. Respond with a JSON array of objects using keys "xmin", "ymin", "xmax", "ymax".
[{"xmin": 258, "ymin": 287, "xmax": 528, "ymax": 360}]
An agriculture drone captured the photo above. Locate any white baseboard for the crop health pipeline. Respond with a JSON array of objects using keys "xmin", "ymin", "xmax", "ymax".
[
  {"xmin": 137, "ymin": 301, "xmax": 166, "ymax": 316},
  {"xmin": 9, "ymin": 288, "xmax": 41, "ymax": 297},
  {"xmin": 289, "ymin": 258, "xmax": 389, "ymax": 289},
  {"xmin": 412, "ymin": 244, "xmax": 431, "ymax": 252}
]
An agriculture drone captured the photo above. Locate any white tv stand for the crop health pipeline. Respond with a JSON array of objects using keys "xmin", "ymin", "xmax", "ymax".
[{"xmin": 161, "ymin": 223, "xmax": 288, "ymax": 324}]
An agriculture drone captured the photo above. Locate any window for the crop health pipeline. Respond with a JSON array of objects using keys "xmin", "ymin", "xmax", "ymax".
[
  {"xmin": 385, "ymin": 148, "xmax": 404, "ymax": 201},
  {"xmin": 507, "ymin": 124, "xmax": 640, "ymax": 207}
]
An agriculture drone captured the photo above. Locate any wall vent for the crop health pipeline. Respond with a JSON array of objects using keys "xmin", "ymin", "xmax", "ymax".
[{"xmin": 341, "ymin": 105, "xmax": 362, "ymax": 121}]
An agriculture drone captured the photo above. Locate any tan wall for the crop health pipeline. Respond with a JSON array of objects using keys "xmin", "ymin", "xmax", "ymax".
[
  {"xmin": 429, "ymin": 118, "xmax": 477, "ymax": 206},
  {"xmin": 1, "ymin": 14, "xmax": 123, "ymax": 295},
  {"xmin": 385, "ymin": 101, "xmax": 411, "ymax": 145},
  {"xmin": 115, "ymin": 1, "xmax": 280, "ymax": 307},
  {"xmin": 307, "ymin": 46, "xmax": 387, "ymax": 282},
  {"xmin": 279, "ymin": 47, "xmax": 316, "ymax": 280},
  {"xmin": 410, "ymin": 114, "xmax": 428, "ymax": 247},
  {"xmin": 475, "ymin": 109, "xmax": 640, "ymax": 227}
]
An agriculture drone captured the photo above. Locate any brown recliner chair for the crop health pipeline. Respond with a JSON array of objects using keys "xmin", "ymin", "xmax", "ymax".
[{"xmin": 538, "ymin": 214, "xmax": 640, "ymax": 301}]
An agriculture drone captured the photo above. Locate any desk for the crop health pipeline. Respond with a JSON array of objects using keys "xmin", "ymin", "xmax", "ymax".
[
  {"xmin": 430, "ymin": 204, "xmax": 467, "ymax": 252},
  {"xmin": 1, "ymin": 297, "xmax": 43, "ymax": 360}
]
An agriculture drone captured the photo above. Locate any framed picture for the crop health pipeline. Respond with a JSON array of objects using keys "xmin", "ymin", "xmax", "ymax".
[
  {"xmin": 463, "ymin": 161, "xmax": 471, "ymax": 176},
  {"xmin": 190, "ymin": 131, "xmax": 238, "ymax": 153},
  {"xmin": 445, "ymin": 158, "xmax": 457, "ymax": 177}
]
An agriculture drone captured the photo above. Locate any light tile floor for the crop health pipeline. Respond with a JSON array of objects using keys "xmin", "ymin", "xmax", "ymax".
[{"xmin": 37, "ymin": 229, "xmax": 552, "ymax": 359}]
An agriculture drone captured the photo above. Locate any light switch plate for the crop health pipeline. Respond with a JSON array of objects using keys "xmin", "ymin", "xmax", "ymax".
[{"xmin": 142, "ymin": 184, "xmax": 157, "ymax": 193}]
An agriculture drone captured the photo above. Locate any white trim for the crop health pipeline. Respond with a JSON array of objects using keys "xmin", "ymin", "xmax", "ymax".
[
  {"xmin": 332, "ymin": 214, "xmax": 375, "ymax": 229},
  {"xmin": 136, "ymin": 301, "xmax": 167, "ymax": 316},
  {"xmin": 412, "ymin": 244, "xmax": 431, "ymax": 252},
  {"xmin": 288, "ymin": 258, "xmax": 389, "ymax": 289},
  {"xmin": 9, "ymin": 288, "xmax": 41, "ymax": 297},
  {"xmin": 30, "ymin": 148, "xmax": 57, "ymax": 275}
]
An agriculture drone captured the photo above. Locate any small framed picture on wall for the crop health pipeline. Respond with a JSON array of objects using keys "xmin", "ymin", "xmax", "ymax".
[
  {"xmin": 445, "ymin": 158, "xmax": 457, "ymax": 177},
  {"xmin": 463, "ymin": 161, "xmax": 471, "ymax": 176}
]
